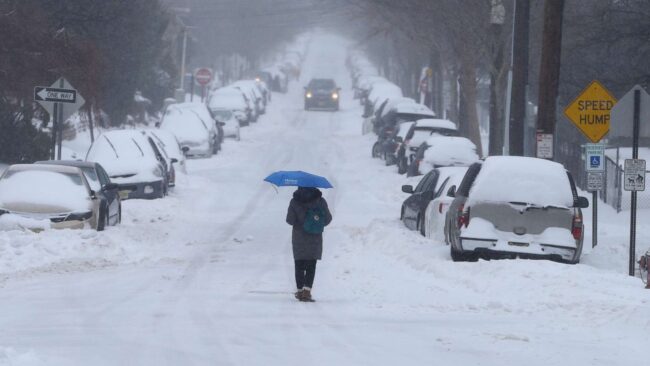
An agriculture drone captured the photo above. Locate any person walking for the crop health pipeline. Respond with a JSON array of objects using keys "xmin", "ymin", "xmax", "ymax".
[{"xmin": 286, "ymin": 187, "xmax": 332, "ymax": 302}]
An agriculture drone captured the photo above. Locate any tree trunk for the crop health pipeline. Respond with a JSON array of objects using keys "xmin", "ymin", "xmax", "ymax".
[
  {"xmin": 447, "ymin": 65, "xmax": 459, "ymax": 123},
  {"xmin": 536, "ymin": 0, "xmax": 565, "ymax": 136},
  {"xmin": 458, "ymin": 57, "xmax": 483, "ymax": 154},
  {"xmin": 509, "ymin": 0, "xmax": 530, "ymax": 156},
  {"xmin": 489, "ymin": 23, "xmax": 506, "ymax": 156}
]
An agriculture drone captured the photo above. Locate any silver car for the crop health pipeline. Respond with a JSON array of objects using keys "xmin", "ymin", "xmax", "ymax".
[
  {"xmin": 0, "ymin": 164, "xmax": 103, "ymax": 231},
  {"xmin": 444, "ymin": 156, "xmax": 589, "ymax": 264}
]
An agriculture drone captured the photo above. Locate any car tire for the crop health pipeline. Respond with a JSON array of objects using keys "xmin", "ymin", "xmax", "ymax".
[
  {"xmin": 118, "ymin": 204, "xmax": 122, "ymax": 224},
  {"xmin": 450, "ymin": 246, "xmax": 465, "ymax": 262},
  {"xmin": 372, "ymin": 142, "xmax": 381, "ymax": 158}
]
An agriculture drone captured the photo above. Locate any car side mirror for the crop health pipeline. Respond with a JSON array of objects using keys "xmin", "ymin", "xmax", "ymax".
[
  {"xmin": 401, "ymin": 185, "xmax": 414, "ymax": 194},
  {"xmin": 90, "ymin": 190, "xmax": 97, "ymax": 199},
  {"xmin": 575, "ymin": 196, "xmax": 589, "ymax": 208},
  {"xmin": 171, "ymin": 158, "xmax": 178, "ymax": 164},
  {"xmin": 217, "ymin": 121, "xmax": 226, "ymax": 127},
  {"xmin": 103, "ymin": 183, "xmax": 118, "ymax": 191},
  {"xmin": 182, "ymin": 146, "xmax": 190, "ymax": 153},
  {"xmin": 446, "ymin": 185, "xmax": 457, "ymax": 198}
]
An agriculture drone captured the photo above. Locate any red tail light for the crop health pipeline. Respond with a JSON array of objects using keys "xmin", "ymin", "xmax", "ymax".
[
  {"xmin": 571, "ymin": 214, "xmax": 582, "ymax": 240},
  {"xmin": 457, "ymin": 204, "xmax": 470, "ymax": 228},
  {"xmin": 438, "ymin": 203, "xmax": 444, "ymax": 213}
]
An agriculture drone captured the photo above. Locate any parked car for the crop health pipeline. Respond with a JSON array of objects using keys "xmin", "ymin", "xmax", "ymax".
[
  {"xmin": 383, "ymin": 121, "xmax": 415, "ymax": 165},
  {"xmin": 423, "ymin": 167, "xmax": 469, "ymax": 240},
  {"xmin": 304, "ymin": 78, "xmax": 340, "ymax": 111},
  {"xmin": 86, "ymin": 130, "xmax": 168, "ymax": 200},
  {"xmin": 396, "ymin": 119, "xmax": 459, "ymax": 174},
  {"xmin": 444, "ymin": 156, "xmax": 589, "ymax": 263},
  {"xmin": 141, "ymin": 129, "xmax": 179, "ymax": 187},
  {"xmin": 208, "ymin": 88, "xmax": 252, "ymax": 126},
  {"xmin": 407, "ymin": 136, "xmax": 479, "ymax": 177},
  {"xmin": 146, "ymin": 129, "xmax": 187, "ymax": 174},
  {"xmin": 232, "ymin": 80, "xmax": 266, "ymax": 115},
  {"xmin": 36, "ymin": 160, "xmax": 121, "ymax": 228},
  {"xmin": 160, "ymin": 103, "xmax": 220, "ymax": 157},
  {"xmin": 400, "ymin": 166, "xmax": 469, "ymax": 235},
  {"xmin": 0, "ymin": 164, "xmax": 106, "ymax": 231},
  {"xmin": 210, "ymin": 108, "xmax": 241, "ymax": 140}
]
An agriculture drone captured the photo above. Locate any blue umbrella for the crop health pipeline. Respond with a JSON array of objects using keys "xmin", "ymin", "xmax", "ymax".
[{"xmin": 264, "ymin": 170, "xmax": 333, "ymax": 189}]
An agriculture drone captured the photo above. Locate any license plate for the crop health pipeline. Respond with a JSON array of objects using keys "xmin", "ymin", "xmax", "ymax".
[
  {"xmin": 508, "ymin": 241, "xmax": 529, "ymax": 247},
  {"xmin": 119, "ymin": 190, "xmax": 131, "ymax": 200}
]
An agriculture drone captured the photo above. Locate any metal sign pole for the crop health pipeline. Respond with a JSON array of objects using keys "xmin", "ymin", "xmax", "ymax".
[
  {"xmin": 56, "ymin": 101, "xmax": 63, "ymax": 160},
  {"xmin": 51, "ymin": 103, "xmax": 58, "ymax": 160},
  {"xmin": 592, "ymin": 191, "xmax": 598, "ymax": 247},
  {"xmin": 629, "ymin": 89, "xmax": 640, "ymax": 276}
]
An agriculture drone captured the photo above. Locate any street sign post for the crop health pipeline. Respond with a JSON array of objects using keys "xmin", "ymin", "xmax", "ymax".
[
  {"xmin": 611, "ymin": 85, "xmax": 650, "ymax": 276},
  {"xmin": 194, "ymin": 68, "xmax": 213, "ymax": 102},
  {"xmin": 624, "ymin": 159, "xmax": 646, "ymax": 192},
  {"xmin": 564, "ymin": 80, "xmax": 617, "ymax": 143},
  {"xmin": 536, "ymin": 132, "xmax": 553, "ymax": 159},
  {"xmin": 584, "ymin": 143, "xmax": 605, "ymax": 172},
  {"xmin": 34, "ymin": 78, "xmax": 85, "ymax": 160}
]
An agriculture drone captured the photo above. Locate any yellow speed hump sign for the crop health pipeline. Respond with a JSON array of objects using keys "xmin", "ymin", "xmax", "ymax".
[{"xmin": 564, "ymin": 80, "xmax": 617, "ymax": 143}]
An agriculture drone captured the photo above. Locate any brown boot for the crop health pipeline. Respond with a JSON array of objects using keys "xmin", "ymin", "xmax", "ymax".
[
  {"xmin": 294, "ymin": 290, "xmax": 303, "ymax": 299},
  {"xmin": 299, "ymin": 288, "xmax": 313, "ymax": 302}
]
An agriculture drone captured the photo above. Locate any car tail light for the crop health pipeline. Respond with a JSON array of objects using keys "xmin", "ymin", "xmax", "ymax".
[
  {"xmin": 571, "ymin": 214, "xmax": 582, "ymax": 240},
  {"xmin": 457, "ymin": 204, "xmax": 470, "ymax": 228},
  {"xmin": 438, "ymin": 202, "xmax": 444, "ymax": 213}
]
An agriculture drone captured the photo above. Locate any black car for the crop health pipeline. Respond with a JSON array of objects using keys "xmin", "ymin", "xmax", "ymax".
[
  {"xmin": 304, "ymin": 78, "xmax": 340, "ymax": 111},
  {"xmin": 400, "ymin": 169, "xmax": 443, "ymax": 236},
  {"xmin": 36, "ymin": 160, "xmax": 121, "ymax": 229}
]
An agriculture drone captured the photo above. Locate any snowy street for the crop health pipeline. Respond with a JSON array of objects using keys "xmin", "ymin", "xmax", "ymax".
[{"xmin": 1, "ymin": 34, "xmax": 649, "ymax": 366}]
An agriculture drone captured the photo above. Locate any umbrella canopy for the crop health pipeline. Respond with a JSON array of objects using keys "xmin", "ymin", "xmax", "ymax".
[{"xmin": 264, "ymin": 170, "xmax": 333, "ymax": 189}]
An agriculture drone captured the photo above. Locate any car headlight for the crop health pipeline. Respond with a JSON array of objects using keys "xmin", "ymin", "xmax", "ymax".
[
  {"xmin": 306, "ymin": 92, "xmax": 312, "ymax": 98},
  {"xmin": 331, "ymin": 93, "xmax": 339, "ymax": 100},
  {"xmin": 153, "ymin": 167, "xmax": 163, "ymax": 178}
]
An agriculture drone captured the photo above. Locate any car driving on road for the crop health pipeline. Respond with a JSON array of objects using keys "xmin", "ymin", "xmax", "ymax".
[{"xmin": 304, "ymin": 78, "xmax": 340, "ymax": 111}]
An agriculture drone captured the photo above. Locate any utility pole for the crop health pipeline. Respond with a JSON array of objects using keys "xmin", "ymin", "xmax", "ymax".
[
  {"xmin": 536, "ymin": 0, "xmax": 565, "ymax": 138},
  {"xmin": 508, "ymin": 0, "xmax": 530, "ymax": 156},
  {"xmin": 489, "ymin": 0, "xmax": 506, "ymax": 156}
]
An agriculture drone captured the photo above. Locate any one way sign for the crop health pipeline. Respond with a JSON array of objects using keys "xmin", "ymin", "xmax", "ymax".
[{"xmin": 34, "ymin": 86, "xmax": 77, "ymax": 103}]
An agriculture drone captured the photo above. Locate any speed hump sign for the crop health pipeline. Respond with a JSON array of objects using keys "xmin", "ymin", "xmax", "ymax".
[{"xmin": 564, "ymin": 80, "xmax": 617, "ymax": 143}]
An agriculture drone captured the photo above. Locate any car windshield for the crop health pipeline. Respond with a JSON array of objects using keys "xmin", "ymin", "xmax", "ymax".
[
  {"xmin": 81, "ymin": 167, "xmax": 100, "ymax": 191},
  {"xmin": 308, "ymin": 79, "xmax": 335, "ymax": 89},
  {"xmin": 212, "ymin": 110, "xmax": 233, "ymax": 121},
  {"xmin": 0, "ymin": 170, "xmax": 89, "ymax": 211}
]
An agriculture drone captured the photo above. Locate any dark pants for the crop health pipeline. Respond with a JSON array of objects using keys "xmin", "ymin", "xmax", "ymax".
[{"xmin": 295, "ymin": 260, "xmax": 317, "ymax": 289}]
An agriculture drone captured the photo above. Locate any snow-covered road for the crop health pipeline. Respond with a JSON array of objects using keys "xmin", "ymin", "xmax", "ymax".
[{"xmin": 1, "ymin": 34, "xmax": 648, "ymax": 366}]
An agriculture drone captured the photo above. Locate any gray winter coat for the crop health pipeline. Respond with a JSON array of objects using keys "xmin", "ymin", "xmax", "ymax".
[{"xmin": 286, "ymin": 187, "xmax": 332, "ymax": 260}]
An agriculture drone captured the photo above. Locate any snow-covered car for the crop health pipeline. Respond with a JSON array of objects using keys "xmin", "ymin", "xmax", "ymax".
[
  {"xmin": 35, "ymin": 160, "xmax": 122, "ymax": 228},
  {"xmin": 0, "ymin": 164, "xmax": 105, "ymax": 231},
  {"xmin": 365, "ymin": 82, "xmax": 402, "ymax": 118},
  {"xmin": 444, "ymin": 156, "xmax": 590, "ymax": 263},
  {"xmin": 400, "ymin": 166, "xmax": 468, "ymax": 236},
  {"xmin": 142, "ymin": 129, "xmax": 180, "ymax": 187},
  {"xmin": 232, "ymin": 80, "xmax": 266, "ymax": 115},
  {"xmin": 407, "ymin": 136, "xmax": 479, "ymax": 177},
  {"xmin": 304, "ymin": 78, "xmax": 340, "ymax": 111},
  {"xmin": 160, "ymin": 103, "xmax": 219, "ymax": 158},
  {"xmin": 209, "ymin": 87, "xmax": 254, "ymax": 125},
  {"xmin": 86, "ymin": 130, "xmax": 168, "ymax": 200},
  {"xmin": 210, "ymin": 108, "xmax": 241, "ymax": 140},
  {"xmin": 146, "ymin": 129, "xmax": 186, "ymax": 174},
  {"xmin": 382, "ymin": 121, "xmax": 415, "ymax": 166},
  {"xmin": 397, "ymin": 119, "xmax": 459, "ymax": 174},
  {"xmin": 423, "ymin": 167, "xmax": 468, "ymax": 241}
]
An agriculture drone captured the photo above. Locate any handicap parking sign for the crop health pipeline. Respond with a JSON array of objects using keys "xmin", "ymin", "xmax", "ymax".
[
  {"xmin": 584, "ymin": 143, "xmax": 605, "ymax": 172},
  {"xmin": 590, "ymin": 156, "xmax": 601, "ymax": 168}
]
